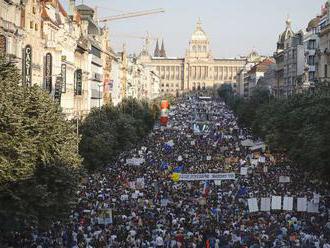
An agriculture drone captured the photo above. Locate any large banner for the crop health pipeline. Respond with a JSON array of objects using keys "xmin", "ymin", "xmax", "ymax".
[{"xmin": 178, "ymin": 173, "xmax": 235, "ymax": 181}]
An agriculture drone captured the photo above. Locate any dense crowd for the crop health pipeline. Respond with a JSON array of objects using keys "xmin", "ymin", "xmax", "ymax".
[{"xmin": 5, "ymin": 96, "xmax": 330, "ymax": 248}]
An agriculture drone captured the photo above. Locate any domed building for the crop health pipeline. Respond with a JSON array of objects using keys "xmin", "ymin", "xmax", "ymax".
[{"xmin": 138, "ymin": 19, "xmax": 246, "ymax": 95}]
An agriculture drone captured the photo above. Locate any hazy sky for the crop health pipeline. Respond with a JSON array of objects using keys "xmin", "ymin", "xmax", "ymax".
[{"xmin": 71, "ymin": 0, "xmax": 324, "ymax": 58}]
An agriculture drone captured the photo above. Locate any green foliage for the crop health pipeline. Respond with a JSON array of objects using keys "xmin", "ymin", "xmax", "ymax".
[
  {"xmin": 0, "ymin": 56, "xmax": 82, "ymax": 232},
  {"xmin": 79, "ymin": 97, "xmax": 159, "ymax": 171},
  {"xmin": 217, "ymin": 83, "xmax": 330, "ymax": 178}
]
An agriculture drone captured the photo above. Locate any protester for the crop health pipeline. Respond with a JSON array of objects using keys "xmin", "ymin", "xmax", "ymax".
[{"xmin": 4, "ymin": 95, "xmax": 330, "ymax": 248}]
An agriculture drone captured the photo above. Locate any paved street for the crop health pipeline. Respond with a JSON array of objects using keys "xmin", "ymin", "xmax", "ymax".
[{"xmin": 11, "ymin": 95, "xmax": 329, "ymax": 247}]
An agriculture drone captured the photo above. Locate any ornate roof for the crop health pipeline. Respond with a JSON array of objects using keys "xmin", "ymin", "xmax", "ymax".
[
  {"xmin": 307, "ymin": 16, "xmax": 320, "ymax": 31},
  {"xmin": 278, "ymin": 18, "xmax": 294, "ymax": 44},
  {"xmin": 191, "ymin": 18, "xmax": 208, "ymax": 41}
]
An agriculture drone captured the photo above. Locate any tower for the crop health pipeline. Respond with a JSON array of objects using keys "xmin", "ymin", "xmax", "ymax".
[
  {"xmin": 160, "ymin": 39, "xmax": 166, "ymax": 57},
  {"xmin": 154, "ymin": 39, "xmax": 160, "ymax": 57}
]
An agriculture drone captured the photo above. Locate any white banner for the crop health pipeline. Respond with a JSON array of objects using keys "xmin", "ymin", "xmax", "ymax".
[
  {"xmin": 240, "ymin": 167, "xmax": 248, "ymax": 176},
  {"xmin": 313, "ymin": 193, "xmax": 320, "ymax": 204},
  {"xmin": 279, "ymin": 176, "xmax": 291, "ymax": 183},
  {"xmin": 271, "ymin": 196, "xmax": 282, "ymax": 210},
  {"xmin": 283, "ymin": 196, "xmax": 294, "ymax": 211},
  {"xmin": 297, "ymin": 197, "xmax": 308, "ymax": 212},
  {"xmin": 307, "ymin": 201, "xmax": 319, "ymax": 213},
  {"xmin": 179, "ymin": 173, "xmax": 236, "ymax": 181},
  {"xmin": 248, "ymin": 198, "xmax": 259, "ymax": 212},
  {"xmin": 260, "ymin": 197, "xmax": 271, "ymax": 211},
  {"xmin": 126, "ymin": 158, "xmax": 145, "ymax": 166}
]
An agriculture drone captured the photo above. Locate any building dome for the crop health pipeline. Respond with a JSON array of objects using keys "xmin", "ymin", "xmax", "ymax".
[
  {"xmin": 191, "ymin": 19, "xmax": 208, "ymax": 41},
  {"xmin": 278, "ymin": 18, "xmax": 294, "ymax": 43},
  {"xmin": 307, "ymin": 17, "xmax": 320, "ymax": 31}
]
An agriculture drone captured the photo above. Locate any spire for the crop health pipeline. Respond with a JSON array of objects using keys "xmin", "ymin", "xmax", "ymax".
[
  {"xmin": 160, "ymin": 39, "xmax": 166, "ymax": 57},
  {"xmin": 154, "ymin": 39, "xmax": 160, "ymax": 57},
  {"xmin": 286, "ymin": 14, "xmax": 292, "ymax": 29},
  {"xmin": 196, "ymin": 17, "xmax": 202, "ymax": 31}
]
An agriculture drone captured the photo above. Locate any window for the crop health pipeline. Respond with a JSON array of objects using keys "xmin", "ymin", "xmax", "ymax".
[
  {"xmin": 325, "ymin": 64, "xmax": 328, "ymax": 78},
  {"xmin": 30, "ymin": 21, "xmax": 33, "ymax": 29},
  {"xmin": 308, "ymin": 56, "xmax": 315, "ymax": 65},
  {"xmin": 308, "ymin": 40, "xmax": 316, "ymax": 50},
  {"xmin": 91, "ymin": 46, "xmax": 101, "ymax": 58},
  {"xmin": 32, "ymin": 6, "xmax": 36, "ymax": 14},
  {"xmin": 193, "ymin": 45, "xmax": 196, "ymax": 52},
  {"xmin": 35, "ymin": 24, "xmax": 38, "ymax": 31},
  {"xmin": 309, "ymin": 71, "xmax": 315, "ymax": 81}
]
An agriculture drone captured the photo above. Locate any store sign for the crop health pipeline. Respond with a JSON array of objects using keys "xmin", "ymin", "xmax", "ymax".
[
  {"xmin": 61, "ymin": 64, "xmax": 66, "ymax": 93},
  {"xmin": 44, "ymin": 53, "xmax": 52, "ymax": 93},
  {"xmin": 54, "ymin": 76, "xmax": 62, "ymax": 104},
  {"xmin": 22, "ymin": 45, "xmax": 32, "ymax": 86},
  {"xmin": 0, "ymin": 35, "xmax": 6, "ymax": 55},
  {"xmin": 75, "ymin": 69, "xmax": 82, "ymax": 95}
]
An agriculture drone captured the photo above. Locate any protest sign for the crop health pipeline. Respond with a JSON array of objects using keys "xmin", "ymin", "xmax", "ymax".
[
  {"xmin": 214, "ymin": 180, "xmax": 221, "ymax": 186},
  {"xmin": 260, "ymin": 197, "xmax": 271, "ymax": 211},
  {"xmin": 191, "ymin": 140, "xmax": 196, "ymax": 145},
  {"xmin": 248, "ymin": 198, "xmax": 259, "ymax": 212},
  {"xmin": 279, "ymin": 176, "xmax": 291, "ymax": 183},
  {"xmin": 271, "ymin": 196, "xmax": 282, "ymax": 210},
  {"xmin": 206, "ymin": 156, "xmax": 212, "ymax": 161},
  {"xmin": 307, "ymin": 201, "xmax": 319, "ymax": 213},
  {"xmin": 283, "ymin": 196, "xmax": 293, "ymax": 211},
  {"xmin": 97, "ymin": 209, "xmax": 113, "ymax": 225},
  {"xmin": 297, "ymin": 197, "xmax": 308, "ymax": 212},
  {"xmin": 240, "ymin": 167, "xmax": 248, "ymax": 176},
  {"xmin": 259, "ymin": 156, "xmax": 266, "ymax": 163}
]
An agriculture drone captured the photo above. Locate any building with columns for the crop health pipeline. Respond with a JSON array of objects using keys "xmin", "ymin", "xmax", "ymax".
[{"xmin": 138, "ymin": 19, "xmax": 246, "ymax": 95}]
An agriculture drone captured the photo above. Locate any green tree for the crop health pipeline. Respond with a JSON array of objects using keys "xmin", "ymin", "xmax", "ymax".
[
  {"xmin": 79, "ymin": 97, "xmax": 158, "ymax": 171},
  {"xmin": 0, "ymin": 56, "xmax": 82, "ymax": 233}
]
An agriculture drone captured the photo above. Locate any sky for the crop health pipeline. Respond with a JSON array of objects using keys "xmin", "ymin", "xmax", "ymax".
[{"xmin": 68, "ymin": 0, "xmax": 324, "ymax": 58}]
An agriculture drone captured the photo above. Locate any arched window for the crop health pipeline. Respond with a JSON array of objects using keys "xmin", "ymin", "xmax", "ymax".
[
  {"xmin": 192, "ymin": 45, "xmax": 196, "ymax": 52},
  {"xmin": 198, "ymin": 45, "xmax": 201, "ymax": 52},
  {"xmin": 203, "ymin": 46, "xmax": 206, "ymax": 52}
]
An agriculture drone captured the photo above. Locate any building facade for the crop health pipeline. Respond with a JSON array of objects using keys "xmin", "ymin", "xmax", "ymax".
[
  {"xmin": 139, "ymin": 20, "xmax": 246, "ymax": 95},
  {"xmin": 318, "ymin": 1, "xmax": 330, "ymax": 86}
]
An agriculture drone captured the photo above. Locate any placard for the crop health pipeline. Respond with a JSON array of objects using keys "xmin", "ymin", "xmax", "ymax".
[
  {"xmin": 271, "ymin": 196, "xmax": 282, "ymax": 210},
  {"xmin": 297, "ymin": 197, "xmax": 307, "ymax": 212},
  {"xmin": 190, "ymin": 140, "xmax": 196, "ymax": 145},
  {"xmin": 248, "ymin": 198, "xmax": 259, "ymax": 212},
  {"xmin": 279, "ymin": 176, "xmax": 291, "ymax": 183},
  {"xmin": 240, "ymin": 167, "xmax": 248, "ymax": 176},
  {"xmin": 206, "ymin": 156, "xmax": 211, "ymax": 161},
  {"xmin": 214, "ymin": 180, "xmax": 221, "ymax": 186},
  {"xmin": 307, "ymin": 201, "xmax": 319, "ymax": 213},
  {"xmin": 260, "ymin": 197, "xmax": 271, "ymax": 211},
  {"xmin": 283, "ymin": 196, "xmax": 293, "ymax": 211},
  {"xmin": 313, "ymin": 193, "xmax": 320, "ymax": 204}
]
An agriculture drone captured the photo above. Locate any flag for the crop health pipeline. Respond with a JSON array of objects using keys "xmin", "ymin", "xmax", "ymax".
[
  {"xmin": 171, "ymin": 173, "xmax": 180, "ymax": 182},
  {"xmin": 173, "ymin": 164, "xmax": 184, "ymax": 173},
  {"xmin": 202, "ymin": 181, "xmax": 210, "ymax": 197}
]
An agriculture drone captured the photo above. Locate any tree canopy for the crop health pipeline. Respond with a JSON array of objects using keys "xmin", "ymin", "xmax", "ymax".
[
  {"xmin": 0, "ymin": 56, "xmax": 82, "ymax": 233},
  {"xmin": 217, "ymin": 84, "xmax": 330, "ymax": 178}
]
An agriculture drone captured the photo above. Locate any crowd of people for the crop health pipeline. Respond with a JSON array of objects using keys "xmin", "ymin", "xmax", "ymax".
[{"xmin": 5, "ymin": 95, "xmax": 330, "ymax": 247}]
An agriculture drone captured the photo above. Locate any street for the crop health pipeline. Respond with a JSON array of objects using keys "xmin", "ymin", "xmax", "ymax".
[{"xmin": 13, "ymin": 94, "xmax": 329, "ymax": 247}]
